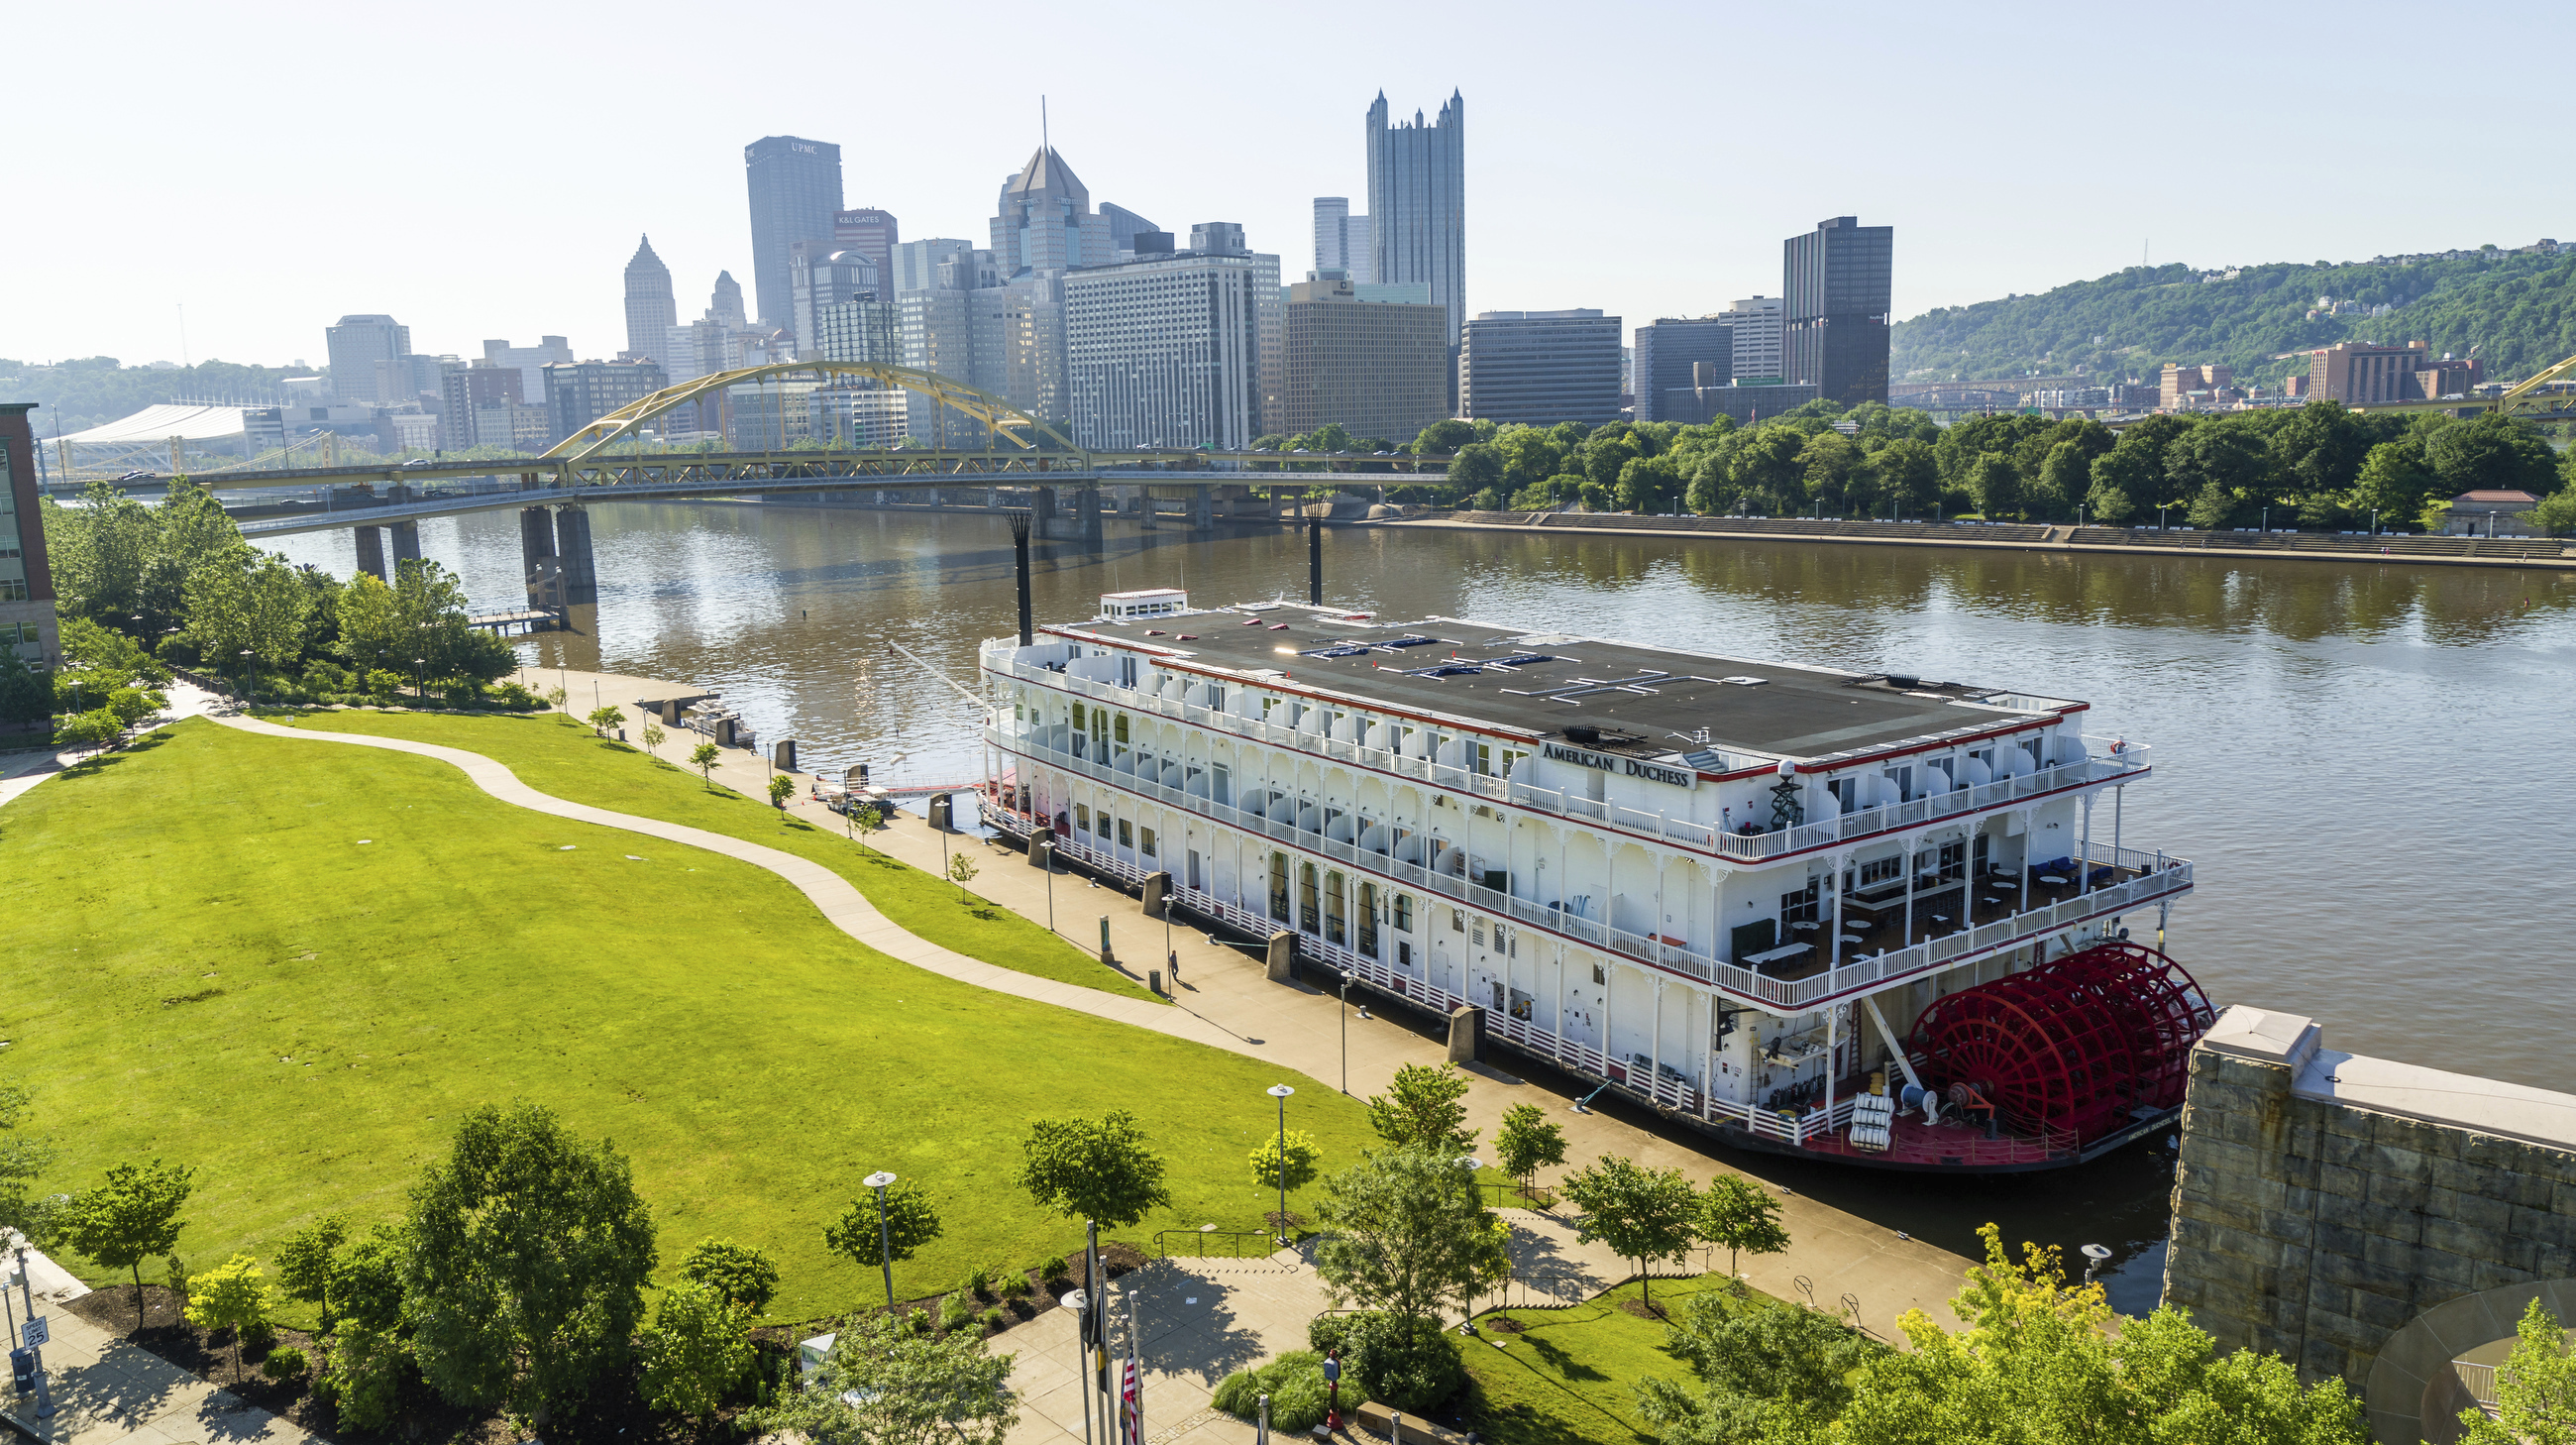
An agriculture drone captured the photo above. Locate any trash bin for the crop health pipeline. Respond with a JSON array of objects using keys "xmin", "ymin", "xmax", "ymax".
[{"xmin": 11, "ymin": 1345, "xmax": 33, "ymax": 1393}]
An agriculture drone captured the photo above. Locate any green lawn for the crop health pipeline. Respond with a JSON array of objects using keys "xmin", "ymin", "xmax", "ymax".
[
  {"xmin": 1459, "ymin": 1275, "xmax": 1794, "ymax": 1445},
  {"xmin": 267, "ymin": 708, "xmax": 1155, "ymax": 1002},
  {"xmin": 0, "ymin": 720, "xmax": 1370, "ymax": 1326}
]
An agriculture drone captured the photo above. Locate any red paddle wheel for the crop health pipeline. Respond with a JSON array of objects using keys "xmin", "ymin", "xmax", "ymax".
[{"xmin": 1907, "ymin": 944, "xmax": 2213, "ymax": 1146}]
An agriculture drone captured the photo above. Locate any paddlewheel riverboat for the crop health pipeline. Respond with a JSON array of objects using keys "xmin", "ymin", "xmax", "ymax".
[{"xmin": 977, "ymin": 590, "xmax": 2207, "ymax": 1172}]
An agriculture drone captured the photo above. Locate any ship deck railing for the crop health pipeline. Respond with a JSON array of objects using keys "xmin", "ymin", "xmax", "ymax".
[
  {"xmin": 995, "ymin": 658, "xmax": 2153, "ymax": 868},
  {"xmin": 992, "ymin": 797, "xmax": 2085, "ymax": 1161},
  {"xmin": 981, "ymin": 745, "xmax": 2193, "ymax": 1013}
]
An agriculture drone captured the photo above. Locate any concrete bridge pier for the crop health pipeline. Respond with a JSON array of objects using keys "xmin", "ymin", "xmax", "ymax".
[
  {"xmin": 1193, "ymin": 487, "xmax": 1213, "ymax": 531},
  {"xmin": 1034, "ymin": 485, "xmax": 1058, "ymax": 527},
  {"xmin": 1078, "ymin": 484, "xmax": 1103, "ymax": 546},
  {"xmin": 355, "ymin": 526, "xmax": 388, "ymax": 582},
  {"xmin": 554, "ymin": 506, "xmax": 598, "ymax": 606},
  {"xmin": 389, "ymin": 520, "xmax": 422, "ymax": 567},
  {"xmin": 520, "ymin": 506, "xmax": 562, "ymax": 607}
]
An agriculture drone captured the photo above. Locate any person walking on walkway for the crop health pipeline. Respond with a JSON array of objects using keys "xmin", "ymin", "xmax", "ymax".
[{"xmin": 1324, "ymin": 1348, "xmax": 1342, "ymax": 1430}]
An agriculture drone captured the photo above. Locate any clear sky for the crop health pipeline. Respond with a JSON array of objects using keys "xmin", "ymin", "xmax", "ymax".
[{"xmin": 10, "ymin": 0, "xmax": 2552, "ymax": 371}]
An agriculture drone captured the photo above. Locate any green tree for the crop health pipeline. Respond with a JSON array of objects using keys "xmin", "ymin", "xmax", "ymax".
[
  {"xmin": 1492, "ymin": 1103, "xmax": 1565, "ymax": 1200},
  {"xmin": 1250, "ymin": 1129, "xmax": 1323, "ymax": 1197},
  {"xmin": 1448, "ymin": 443, "xmax": 1503, "ymax": 494},
  {"xmin": 61, "ymin": 1159, "xmax": 196, "ymax": 1321},
  {"xmin": 2166, "ymin": 421, "xmax": 2271, "ymax": 523},
  {"xmin": 1618, "ymin": 454, "xmax": 1682, "ymax": 513},
  {"xmin": 1870, "ymin": 437, "xmax": 1939, "ymax": 516},
  {"xmin": 1729, "ymin": 426, "xmax": 1808, "ymax": 514},
  {"xmin": 1969, "ymin": 452, "xmax": 2023, "ymax": 519},
  {"xmin": 947, "ymin": 848, "xmax": 979, "ymax": 897},
  {"xmin": 769, "ymin": 772, "xmax": 796, "ymax": 809},
  {"xmin": 746, "ymin": 1308, "xmax": 1018, "ymax": 1445},
  {"xmin": 638, "ymin": 1278, "xmax": 756, "ymax": 1423},
  {"xmin": 273, "ymin": 1214, "xmax": 348, "ymax": 1320},
  {"xmin": 2088, "ymin": 446, "xmax": 2153, "ymax": 525},
  {"xmin": 1635, "ymin": 1292, "xmax": 1869, "ymax": 1445},
  {"xmin": 183, "ymin": 1254, "xmax": 277, "ymax": 1382},
  {"xmin": 1584, "ymin": 433, "xmax": 1641, "ymax": 490},
  {"xmin": 1312, "ymin": 1149, "xmax": 1508, "ymax": 1324},
  {"xmin": 824, "ymin": 1180, "xmax": 944, "ymax": 1282},
  {"xmin": 586, "ymin": 705, "xmax": 622, "ymax": 735},
  {"xmin": 321, "ymin": 1226, "xmax": 412, "ymax": 1429},
  {"xmin": 184, "ymin": 551, "xmax": 311, "ymax": 675},
  {"xmin": 2531, "ymin": 487, "xmax": 2576, "ymax": 537},
  {"xmin": 1832, "ymin": 1224, "xmax": 2367, "ymax": 1445},
  {"xmin": 2463, "ymin": 1298, "xmax": 2576, "ymax": 1444},
  {"xmin": 640, "ymin": 720, "xmax": 666, "ymax": 757},
  {"xmin": 1798, "ymin": 432, "xmax": 1863, "ymax": 514},
  {"xmin": 690, "ymin": 740, "xmax": 720, "ymax": 788},
  {"xmin": 677, "ymin": 1238, "xmax": 783, "ymax": 1315},
  {"xmin": 0, "ymin": 654, "xmax": 50, "ymax": 729},
  {"xmin": 1363, "ymin": 1061, "xmax": 1478, "ymax": 1155},
  {"xmin": 2350, "ymin": 438, "xmax": 2438, "ymax": 530},
  {"xmin": 1412, "ymin": 419, "xmax": 1478, "ymax": 454},
  {"xmin": 404, "ymin": 1102, "xmax": 658, "ymax": 1424},
  {"xmin": 0, "ymin": 1079, "xmax": 61, "ymax": 1249},
  {"xmin": 2427, "ymin": 410, "xmax": 2559, "ymax": 498},
  {"xmin": 1560, "ymin": 1155, "xmax": 1698, "ymax": 1311},
  {"xmin": 1694, "ymin": 1174, "xmax": 1790, "ymax": 1285},
  {"xmin": 2038, "ymin": 441, "xmax": 2095, "ymax": 520},
  {"xmin": 1016, "ymin": 1111, "xmax": 1172, "ymax": 1226}
]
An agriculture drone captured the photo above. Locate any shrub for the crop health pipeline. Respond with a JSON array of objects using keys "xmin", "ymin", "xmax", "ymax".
[
  {"xmin": 982, "ymin": 1307, "xmax": 1006, "ymax": 1332},
  {"xmin": 491, "ymin": 681, "xmax": 540, "ymax": 710},
  {"xmin": 967, "ymin": 1264, "xmax": 993, "ymax": 1296},
  {"xmin": 322, "ymin": 1320, "xmax": 406, "ymax": 1428},
  {"xmin": 440, "ymin": 679, "xmax": 483, "ymax": 709},
  {"xmin": 940, "ymin": 1290, "xmax": 977, "ymax": 1332},
  {"xmin": 1212, "ymin": 1350, "xmax": 1330, "ymax": 1432},
  {"xmin": 998, "ymin": 1274, "xmax": 1031, "ymax": 1300},
  {"xmin": 243, "ymin": 1321, "xmax": 277, "ymax": 1354},
  {"xmin": 163, "ymin": 1255, "xmax": 190, "ymax": 1305},
  {"xmin": 1040, "ymin": 1255, "xmax": 1068, "ymax": 1282},
  {"xmin": 678, "ymin": 1238, "xmax": 782, "ymax": 1315},
  {"xmin": 261, "ymin": 1347, "xmax": 309, "ymax": 1382},
  {"xmin": 906, "ymin": 1307, "xmax": 931, "ymax": 1334},
  {"xmin": 1343, "ymin": 1311, "xmax": 1465, "ymax": 1413}
]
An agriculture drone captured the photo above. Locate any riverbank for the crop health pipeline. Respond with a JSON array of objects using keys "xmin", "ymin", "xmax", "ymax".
[{"xmin": 1381, "ymin": 509, "xmax": 2576, "ymax": 571}]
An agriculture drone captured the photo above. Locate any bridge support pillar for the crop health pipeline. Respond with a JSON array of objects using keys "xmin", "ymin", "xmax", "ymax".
[
  {"xmin": 389, "ymin": 520, "xmax": 421, "ymax": 567},
  {"xmin": 554, "ymin": 506, "xmax": 598, "ymax": 606},
  {"xmin": 520, "ymin": 506, "xmax": 562, "ymax": 608},
  {"xmin": 1078, "ymin": 485, "xmax": 1103, "ymax": 547},
  {"xmin": 1033, "ymin": 486, "xmax": 1058, "ymax": 526},
  {"xmin": 1193, "ymin": 487, "xmax": 1213, "ymax": 531},
  {"xmin": 355, "ymin": 526, "xmax": 388, "ymax": 582}
]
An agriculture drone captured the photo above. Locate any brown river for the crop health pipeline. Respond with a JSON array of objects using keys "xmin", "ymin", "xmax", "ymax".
[{"xmin": 275, "ymin": 502, "xmax": 2576, "ymax": 1314}]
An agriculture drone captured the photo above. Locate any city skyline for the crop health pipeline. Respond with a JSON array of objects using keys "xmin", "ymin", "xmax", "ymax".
[{"xmin": 7, "ymin": 0, "xmax": 2561, "ymax": 371}]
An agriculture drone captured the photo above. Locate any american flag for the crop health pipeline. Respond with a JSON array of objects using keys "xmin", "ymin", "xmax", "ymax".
[{"xmin": 1120, "ymin": 1351, "xmax": 1142, "ymax": 1445}]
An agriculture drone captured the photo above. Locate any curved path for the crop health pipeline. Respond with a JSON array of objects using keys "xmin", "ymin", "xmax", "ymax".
[{"xmin": 197, "ymin": 699, "xmax": 1246, "ymax": 1054}]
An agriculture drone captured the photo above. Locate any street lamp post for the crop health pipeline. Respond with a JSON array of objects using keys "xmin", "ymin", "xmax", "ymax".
[
  {"xmin": 1458, "ymin": 1156, "xmax": 1485, "ymax": 1322},
  {"xmin": 1266, "ymin": 1084, "xmax": 1295, "ymax": 1245},
  {"xmin": 413, "ymin": 656, "xmax": 426, "ymax": 702},
  {"xmin": 863, "ymin": 1170, "xmax": 900, "ymax": 1311},
  {"xmin": 2080, "ymin": 1242, "xmax": 2112, "ymax": 1287},
  {"xmin": 1060, "ymin": 1289, "xmax": 1095, "ymax": 1445},
  {"xmin": 1339, "ymin": 972, "xmax": 1354, "ymax": 1093}
]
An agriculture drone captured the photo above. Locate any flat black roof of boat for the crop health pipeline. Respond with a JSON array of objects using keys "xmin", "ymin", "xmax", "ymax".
[{"xmin": 1056, "ymin": 609, "xmax": 2055, "ymax": 764}]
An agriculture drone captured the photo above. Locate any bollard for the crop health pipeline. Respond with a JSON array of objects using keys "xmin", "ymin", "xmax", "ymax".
[
  {"xmin": 1149, "ymin": 969, "xmax": 1162, "ymax": 995},
  {"xmin": 927, "ymin": 794, "xmax": 953, "ymax": 832},
  {"xmin": 1099, "ymin": 916, "xmax": 1116, "ymax": 966}
]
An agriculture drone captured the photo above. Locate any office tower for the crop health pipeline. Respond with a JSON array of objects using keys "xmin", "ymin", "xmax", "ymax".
[
  {"xmin": 1062, "ymin": 225, "xmax": 1283, "ymax": 451},
  {"xmin": 325, "ymin": 314, "xmax": 412, "ymax": 403},
  {"xmin": 0, "ymin": 403, "xmax": 60, "ymax": 670},
  {"xmin": 372, "ymin": 354, "xmax": 443, "ymax": 407},
  {"xmin": 709, "ymin": 272, "xmax": 747, "ymax": 332},
  {"xmin": 831, "ymin": 207, "xmax": 900, "ymax": 288},
  {"xmin": 440, "ymin": 361, "xmax": 521, "ymax": 445},
  {"xmin": 1312, "ymin": 198, "xmax": 1373, "ymax": 285},
  {"xmin": 891, "ymin": 238, "xmax": 975, "ymax": 295},
  {"xmin": 1281, "ymin": 272, "xmax": 1447, "ymax": 441},
  {"xmin": 542, "ymin": 358, "xmax": 668, "ymax": 444},
  {"xmin": 1782, "ymin": 217, "xmax": 1893, "ymax": 407},
  {"xmin": 744, "ymin": 135, "xmax": 844, "ymax": 333},
  {"xmin": 1631, "ymin": 318, "xmax": 1733, "ymax": 423},
  {"xmin": 623, "ymin": 235, "xmax": 678, "ymax": 362},
  {"xmin": 1101, "ymin": 203, "xmax": 1158, "ymax": 255},
  {"xmin": 481, "ymin": 337, "xmax": 575, "ymax": 404},
  {"xmin": 1457, "ymin": 310, "xmax": 1622, "ymax": 424},
  {"xmin": 991, "ymin": 145, "xmax": 1116, "ymax": 273},
  {"xmin": 1723, "ymin": 296, "xmax": 1784, "ymax": 385},
  {"xmin": 792, "ymin": 247, "xmax": 885, "ymax": 358},
  {"xmin": 1364, "ymin": 91, "xmax": 1463, "ymax": 348}
]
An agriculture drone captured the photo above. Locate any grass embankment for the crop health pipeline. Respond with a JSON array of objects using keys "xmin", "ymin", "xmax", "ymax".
[
  {"xmin": 269, "ymin": 708, "xmax": 1154, "ymax": 1002},
  {"xmin": 1460, "ymin": 1275, "xmax": 1796, "ymax": 1445},
  {"xmin": 0, "ymin": 720, "xmax": 1370, "ymax": 1326}
]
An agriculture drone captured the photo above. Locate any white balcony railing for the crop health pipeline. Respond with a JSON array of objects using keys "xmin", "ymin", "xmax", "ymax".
[
  {"xmin": 985, "ymin": 729, "xmax": 2194, "ymax": 1013},
  {"xmin": 992, "ymin": 658, "xmax": 2152, "ymax": 868}
]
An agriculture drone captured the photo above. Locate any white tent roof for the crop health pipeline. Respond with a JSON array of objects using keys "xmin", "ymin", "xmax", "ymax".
[{"xmin": 50, "ymin": 403, "xmax": 254, "ymax": 445}]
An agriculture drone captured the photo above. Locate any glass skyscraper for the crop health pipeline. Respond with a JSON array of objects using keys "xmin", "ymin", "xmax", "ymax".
[
  {"xmin": 1365, "ymin": 91, "xmax": 1464, "ymax": 351},
  {"xmin": 1782, "ymin": 216, "xmax": 1893, "ymax": 407},
  {"xmin": 744, "ymin": 136, "xmax": 844, "ymax": 337}
]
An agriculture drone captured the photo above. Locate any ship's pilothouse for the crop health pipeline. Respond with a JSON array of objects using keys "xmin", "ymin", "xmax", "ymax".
[{"xmin": 978, "ymin": 592, "xmax": 2204, "ymax": 1173}]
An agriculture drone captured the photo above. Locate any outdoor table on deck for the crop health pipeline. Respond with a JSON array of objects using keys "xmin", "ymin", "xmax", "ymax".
[
  {"xmin": 1744, "ymin": 942, "xmax": 1814, "ymax": 973},
  {"xmin": 2038, "ymin": 874, "xmax": 2069, "ymax": 886}
]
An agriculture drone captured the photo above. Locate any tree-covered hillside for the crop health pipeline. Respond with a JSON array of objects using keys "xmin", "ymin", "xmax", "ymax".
[
  {"xmin": 1891, "ymin": 251, "xmax": 2576, "ymax": 389},
  {"xmin": 0, "ymin": 357, "xmax": 310, "ymax": 437}
]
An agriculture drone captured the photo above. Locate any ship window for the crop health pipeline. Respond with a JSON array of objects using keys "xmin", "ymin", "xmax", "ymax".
[
  {"xmin": 1451, "ymin": 908, "xmax": 1466, "ymax": 934},
  {"xmin": 1395, "ymin": 894, "xmax": 1414, "ymax": 932},
  {"xmin": 1299, "ymin": 863, "xmax": 1321, "ymax": 936},
  {"xmin": 1857, "ymin": 855, "xmax": 1901, "ymax": 887},
  {"xmin": 1119, "ymin": 819, "xmax": 1133, "ymax": 848},
  {"xmin": 1358, "ymin": 883, "xmax": 1379, "ymax": 956},
  {"xmin": 1269, "ymin": 852, "xmax": 1291, "ymax": 921},
  {"xmin": 1115, "ymin": 714, "xmax": 1129, "ymax": 743},
  {"xmin": 1781, "ymin": 880, "xmax": 1820, "ymax": 924},
  {"xmin": 1325, "ymin": 871, "xmax": 1346, "ymax": 945},
  {"xmin": 1592, "ymin": 961, "xmax": 1606, "ymax": 985},
  {"xmin": 1096, "ymin": 810, "xmax": 1113, "ymax": 838},
  {"xmin": 1072, "ymin": 703, "xmax": 1087, "ymax": 731},
  {"xmin": 1139, "ymin": 826, "xmax": 1156, "ymax": 858},
  {"xmin": 1074, "ymin": 804, "xmax": 1090, "ymax": 833}
]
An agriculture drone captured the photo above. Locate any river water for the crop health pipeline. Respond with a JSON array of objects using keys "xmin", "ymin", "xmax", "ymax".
[{"xmin": 274, "ymin": 502, "xmax": 2576, "ymax": 1314}]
